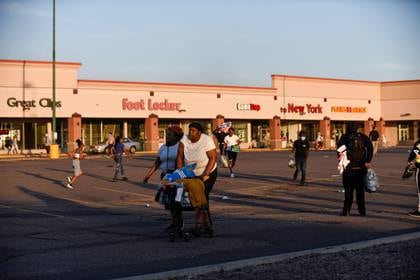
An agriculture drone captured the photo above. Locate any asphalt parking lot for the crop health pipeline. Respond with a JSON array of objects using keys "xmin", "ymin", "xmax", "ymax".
[{"xmin": 0, "ymin": 148, "xmax": 419, "ymax": 279}]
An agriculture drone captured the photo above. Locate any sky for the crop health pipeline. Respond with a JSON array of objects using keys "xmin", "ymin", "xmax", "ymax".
[{"xmin": 1, "ymin": 0, "xmax": 419, "ymax": 87}]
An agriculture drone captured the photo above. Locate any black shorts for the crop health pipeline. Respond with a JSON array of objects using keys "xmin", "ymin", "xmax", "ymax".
[{"xmin": 227, "ymin": 151, "xmax": 238, "ymax": 162}]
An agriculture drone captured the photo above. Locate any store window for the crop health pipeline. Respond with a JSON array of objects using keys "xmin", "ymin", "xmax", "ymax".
[
  {"xmin": 127, "ymin": 120, "xmax": 145, "ymax": 140},
  {"xmin": 82, "ymin": 120, "xmax": 123, "ymax": 147},
  {"xmin": 232, "ymin": 121, "xmax": 248, "ymax": 144},
  {"xmin": 398, "ymin": 122, "xmax": 412, "ymax": 143},
  {"xmin": 0, "ymin": 120, "xmax": 66, "ymax": 151},
  {"xmin": 250, "ymin": 121, "xmax": 268, "ymax": 147},
  {"xmin": 301, "ymin": 122, "xmax": 318, "ymax": 142}
]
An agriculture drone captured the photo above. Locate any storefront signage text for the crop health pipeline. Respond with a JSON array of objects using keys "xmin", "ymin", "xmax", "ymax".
[
  {"xmin": 237, "ymin": 103, "xmax": 261, "ymax": 111},
  {"xmin": 280, "ymin": 103, "xmax": 322, "ymax": 114},
  {"xmin": 122, "ymin": 98, "xmax": 181, "ymax": 111},
  {"xmin": 331, "ymin": 106, "xmax": 367, "ymax": 113},
  {"xmin": 7, "ymin": 97, "xmax": 61, "ymax": 109}
]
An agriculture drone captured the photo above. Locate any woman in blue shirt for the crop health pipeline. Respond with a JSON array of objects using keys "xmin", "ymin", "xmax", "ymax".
[{"xmin": 142, "ymin": 126, "xmax": 184, "ymax": 183}]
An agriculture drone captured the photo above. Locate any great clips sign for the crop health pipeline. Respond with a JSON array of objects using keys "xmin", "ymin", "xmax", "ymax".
[
  {"xmin": 7, "ymin": 97, "xmax": 61, "ymax": 110},
  {"xmin": 237, "ymin": 103, "xmax": 261, "ymax": 111},
  {"xmin": 280, "ymin": 103, "xmax": 322, "ymax": 114},
  {"xmin": 122, "ymin": 98, "xmax": 181, "ymax": 111}
]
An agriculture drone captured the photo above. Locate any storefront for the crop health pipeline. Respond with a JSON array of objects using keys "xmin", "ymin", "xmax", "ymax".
[{"xmin": 0, "ymin": 59, "xmax": 419, "ymax": 153}]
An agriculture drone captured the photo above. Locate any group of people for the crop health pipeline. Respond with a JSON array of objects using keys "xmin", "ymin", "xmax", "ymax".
[
  {"xmin": 291, "ymin": 125, "xmax": 420, "ymax": 218},
  {"xmin": 291, "ymin": 125, "xmax": 373, "ymax": 216},
  {"xmin": 4, "ymin": 136, "xmax": 20, "ymax": 154},
  {"xmin": 63, "ymin": 121, "xmax": 420, "ymax": 221},
  {"xmin": 143, "ymin": 122, "xmax": 219, "ymax": 235},
  {"xmin": 65, "ymin": 133, "xmax": 130, "ymax": 189}
]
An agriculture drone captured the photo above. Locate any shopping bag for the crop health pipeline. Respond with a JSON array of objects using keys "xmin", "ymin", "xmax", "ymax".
[
  {"xmin": 180, "ymin": 190, "xmax": 192, "ymax": 208},
  {"xmin": 220, "ymin": 155, "xmax": 228, "ymax": 168},
  {"xmin": 402, "ymin": 161, "xmax": 416, "ymax": 179},
  {"xmin": 231, "ymin": 145, "xmax": 240, "ymax": 153},
  {"xmin": 287, "ymin": 154, "xmax": 296, "ymax": 168},
  {"xmin": 364, "ymin": 168, "xmax": 379, "ymax": 193}
]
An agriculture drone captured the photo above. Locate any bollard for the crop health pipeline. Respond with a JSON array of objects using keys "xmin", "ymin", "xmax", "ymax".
[{"xmin": 49, "ymin": 144, "xmax": 60, "ymax": 159}]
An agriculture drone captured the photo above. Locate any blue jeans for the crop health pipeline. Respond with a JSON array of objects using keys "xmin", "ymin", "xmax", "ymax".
[{"xmin": 113, "ymin": 154, "xmax": 125, "ymax": 179}]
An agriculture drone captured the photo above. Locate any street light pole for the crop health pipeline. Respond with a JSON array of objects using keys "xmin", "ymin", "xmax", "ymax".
[
  {"xmin": 52, "ymin": 0, "xmax": 56, "ymax": 145},
  {"xmin": 49, "ymin": 0, "xmax": 60, "ymax": 159}
]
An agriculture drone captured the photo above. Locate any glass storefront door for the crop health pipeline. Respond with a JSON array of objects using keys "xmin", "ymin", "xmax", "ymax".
[{"xmin": 398, "ymin": 122, "xmax": 411, "ymax": 144}]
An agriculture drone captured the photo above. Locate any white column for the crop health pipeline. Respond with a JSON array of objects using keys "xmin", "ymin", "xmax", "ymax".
[
  {"xmin": 89, "ymin": 123, "xmax": 93, "ymax": 146},
  {"xmin": 34, "ymin": 123, "xmax": 37, "ymax": 149},
  {"xmin": 47, "ymin": 122, "xmax": 52, "ymax": 141},
  {"xmin": 123, "ymin": 121, "xmax": 128, "ymax": 138},
  {"xmin": 247, "ymin": 122, "xmax": 252, "ymax": 147},
  {"xmin": 100, "ymin": 120, "xmax": 103, "ymax": 142}
]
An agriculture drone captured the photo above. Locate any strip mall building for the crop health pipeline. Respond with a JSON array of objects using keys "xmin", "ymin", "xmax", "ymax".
[{"xmin": 0, "ymin": 59, "xmax": 419, "ymax": 153}]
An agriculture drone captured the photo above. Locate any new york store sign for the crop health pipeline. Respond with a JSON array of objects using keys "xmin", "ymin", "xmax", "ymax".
[{"xmin": 280, "ymin": 103, "xmax": 323, "ymax": 114}]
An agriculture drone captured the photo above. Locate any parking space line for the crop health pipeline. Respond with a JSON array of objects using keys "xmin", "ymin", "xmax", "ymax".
[
  {"xmin": 0, "ymin": 203, "xmax": 70, "ymax": 219},
  {"xmin": 93, "ymin": 186, "xmax": 150, "ymax": 197}
]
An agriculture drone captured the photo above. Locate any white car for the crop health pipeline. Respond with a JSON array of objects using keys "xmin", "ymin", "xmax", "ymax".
[{"xmin": 92, "ymin": 138, "xmax": 142, "ymax": 153}]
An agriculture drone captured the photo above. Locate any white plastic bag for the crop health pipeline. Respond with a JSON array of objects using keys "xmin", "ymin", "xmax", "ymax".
[
  {"xmin": 288, "ymin": 154, "xmax": 296, "ymax": 168},
  {"xmin": 220, "ymin": 155, "xmax": 228, "ymax": 168},
  {"xmin": 364, "ymin": 168, "xmax": 379, "ymax": 193}
]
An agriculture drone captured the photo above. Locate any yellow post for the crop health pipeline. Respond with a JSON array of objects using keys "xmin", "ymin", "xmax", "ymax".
[{"xmin": 49, "ymin": 144, "xmax": 60, "ymax": 159}]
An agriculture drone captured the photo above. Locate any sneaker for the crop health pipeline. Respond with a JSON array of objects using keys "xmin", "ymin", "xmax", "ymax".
[
  {"xmin": 66, "ymin": 176, "xmax": 72, "ymax": 184},
  {"xmin": 408, "ymin": 210, "xmax": 420, "ymax": 218},
  {"xmin": 111, "ymin": 178, "xmax": 117, "ymax": 182},
  {"xmin": 65, "ymin": 183, "xmax": 73, "ymax": 189},
  {"xmin": 230, "ymin": 173, "xmax": 235, "ymax": 178},
  {"xmin": 122, "ymin": 177, "xmax": 128, "ymax": 181}
]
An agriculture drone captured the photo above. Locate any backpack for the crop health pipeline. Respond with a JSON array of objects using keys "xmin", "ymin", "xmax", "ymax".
[{"xmin": 347, "ymin": 133, "xmax": 367, "ymax": 163}]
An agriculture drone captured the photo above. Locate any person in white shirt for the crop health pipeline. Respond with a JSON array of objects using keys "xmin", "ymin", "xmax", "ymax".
[
  {"xmin": 224, "ymin": 127, "xmax": 241, "ymax": 178},
  {"xmin": 316, "ymin": 132, "xmax": 324, "ymax": 150},
  {"xmin": 177, "ymin": 122, "xmax": 217, "ymax": 202}
]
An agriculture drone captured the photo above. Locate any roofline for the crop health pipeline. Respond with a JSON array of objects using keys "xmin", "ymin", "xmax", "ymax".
[
  {"xmin": 271, "ymin": 74, "xmax": 380, "ymax": 84},
  {"xmin": 272, "ymin": 74, "xmax": 420, "ymax": 84},
  {"xmin": 380, "ymin": 79, "xmax": 420, "ymax": 84},
  {"xmin": 78, "ymin": 79, "xmax": 277, "ymax": 91},
  {"xmin": 0, "ymin": 59, "xmax": 82, "ymax": 66}
]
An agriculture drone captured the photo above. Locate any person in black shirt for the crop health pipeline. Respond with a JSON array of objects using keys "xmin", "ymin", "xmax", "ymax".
[
  {"xmin": 369, "ymin": 126, "xmax": 380, "ymax": 156},
  {"xmin": 406, "ymin": 129, "xmax": 420, "ymax": 218},
  {"xmin": 337, "ymin": 124, "xmax": 373, "ymax": 216},
  {"xmin": 212, "ymin": 127, "xmax": 227, "ymax": 156},
  {"xmin": 292, "ymin": 131, "xmax": 310, "ymax": 186}
]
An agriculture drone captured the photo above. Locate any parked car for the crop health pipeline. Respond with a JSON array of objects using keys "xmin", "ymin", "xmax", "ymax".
[{"xmin": 92, "ymin": 138, "xmax": 142, "ymax": 153}]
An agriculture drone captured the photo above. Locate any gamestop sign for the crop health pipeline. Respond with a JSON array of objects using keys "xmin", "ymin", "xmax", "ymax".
[{"xmin": 236, "ymin": 103, "xmax": 261, "ymax": 111}]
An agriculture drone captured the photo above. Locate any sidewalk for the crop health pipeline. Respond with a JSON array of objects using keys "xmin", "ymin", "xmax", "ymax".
[{"xmin": 117, "ymin": 232, "xmax": 420, "ymax": 280}]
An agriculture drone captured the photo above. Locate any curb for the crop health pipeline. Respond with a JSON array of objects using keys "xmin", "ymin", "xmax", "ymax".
[{"xmin": 113, "ymin": 231, "xmax": 420, "ymax": 280}]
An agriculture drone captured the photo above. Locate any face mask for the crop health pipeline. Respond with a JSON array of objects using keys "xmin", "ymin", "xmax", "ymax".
[{"xmin": 301, "ymin": 136, "xmax": 306, "ymax": 141}]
